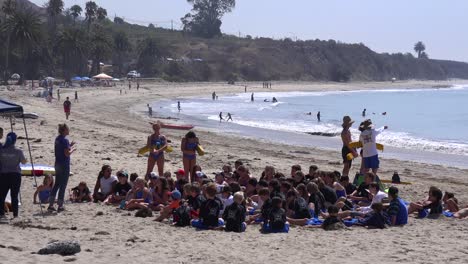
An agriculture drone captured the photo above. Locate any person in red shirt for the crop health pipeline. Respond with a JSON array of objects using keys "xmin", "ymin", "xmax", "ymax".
[{"xmin": 63, "ymin": 97, "xmax": 71, "ymax": 120}]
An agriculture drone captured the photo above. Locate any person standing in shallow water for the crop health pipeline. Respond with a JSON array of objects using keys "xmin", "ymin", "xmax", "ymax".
[
  {"xmin": 48, "ymin": 124, "xmax": 76, "ymax": 212},
  {"xmin": 177, "ymin": 101, "xmax": 181, "ymax": 112},
  {"xmin": 251, "ymin": 93, "xmax": 254, "ymax": 102},
  {"xmin": 362, "ymin": 108, "xmax": 366, "ymax": 117},
  {"xmin": 226, "ymin": 113, "xmax": 233, "ymax": 121},
  {"xmin": 317, "ymin": 111, "xmax": 321, "ymax": 122},
  {"xmin": 219, "ymin": 112, "xmax": 224, "ymax": 123}
]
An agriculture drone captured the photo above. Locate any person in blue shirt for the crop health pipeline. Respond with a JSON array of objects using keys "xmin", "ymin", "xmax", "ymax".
[
  {"xmin": 48, "ymin": 124, "xmax": 76, "ymax": 212},
  {"xmin": 386, "ymin": 186, "xmax": 408, "ymax": 226}
]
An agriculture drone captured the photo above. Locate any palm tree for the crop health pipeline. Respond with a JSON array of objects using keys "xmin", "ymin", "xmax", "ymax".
[
  {"xmin": 1, "ymin": 0, "xmax": 16, "ymax": 21},
  {"xmin": 414, "ymin": 41, "xmax": 426, "ymax": 59},
  {"xmin": 56, "ymin": 27, "xmax": 87, "ymax": 81},
  {"xmin": 96, "ymin": 7, "xmax": 107, "ymax": 22},
  {"xmin": 137, "ymin": 37, "xmax": 160, "ymax": 75},
  {"xmin": 113, "ymin": 31, "xmax": 132, "ymax": 75},
  {"xmin": 89, "ymin": 26, "xmax": 112, "ymax": 75},
  {"xmin": 70, "ymin": 4, "xmax": 82, "ymax": 23},
  {"xmin": 46, "ymin": 0, "xmax": 64, "ymax": 39},
  {"xmin": 2, "ymin": 8, "xmax": 42, "ymax": 84},
  {"xmin": 85, "ymin": 1, "xmax": 97, "ymax": 31},
  {"xmin": 1, "ymin": 0, "xmax": 16, "ymax": 83}
]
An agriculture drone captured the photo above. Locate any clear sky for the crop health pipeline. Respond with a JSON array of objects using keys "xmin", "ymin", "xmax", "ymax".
[{"xmin": 29, "ymin": 0, "xmax": 468, "ymax": 62}]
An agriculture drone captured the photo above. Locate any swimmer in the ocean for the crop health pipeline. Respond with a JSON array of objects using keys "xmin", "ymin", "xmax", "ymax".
[{"xmin": 272, "ymin": 97, "xmax": 278, "ymax": 103}]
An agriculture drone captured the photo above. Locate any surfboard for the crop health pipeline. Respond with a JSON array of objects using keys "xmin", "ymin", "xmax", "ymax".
[
  {"xmin": 21, "ymin": 164, "xmax": 55, "ymax": 176},
  {"xmin": 380, "ymin": 179, "xmax": 412, "ymax": 185},
  {"xmin": 196, "ymin": 145, "xmax": 205, "ymax": 156},
  {"xmin": 349, "ymin": 141, "xmax": 384, "ymax": 151},
  {"xmin": 138, "ymin": 145, "xmax": 173, "ymax": 155}
]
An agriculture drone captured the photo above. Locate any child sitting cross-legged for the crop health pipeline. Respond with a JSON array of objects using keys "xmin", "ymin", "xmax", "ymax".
[
  {"xmin": 223, "ymin": 191, "xmax": 247, "ymax": 232},
  {"xmin": 71, "ymin": 181, "xmax": 92, "ymax": 203},
  {"xmin": 154, "ymin": 190, "xmax": 182, "ymax": 222},
  {"xmin": 191, "ymin": 183, "xmax": 224, "ymax": 229},
  {"xmin": 33, "ymin": 175, "xmax": 53, "ymax": 204},
  {"xmin": 125, "ymin": 178, "xmax": 151, "ymax": 210},
  {"xmin": 262, "ymin": 196, "xmax": 289, "ymax": 233}
]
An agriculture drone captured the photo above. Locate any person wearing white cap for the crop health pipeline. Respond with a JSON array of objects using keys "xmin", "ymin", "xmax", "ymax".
[{"xmin": 359, "ymin": 119, "xmax": 388, "ymax": 174}]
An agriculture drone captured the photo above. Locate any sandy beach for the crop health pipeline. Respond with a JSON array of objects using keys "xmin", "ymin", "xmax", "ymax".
[{"xmin": 0, "ymin": 80, "xmax": 467, "ymax": 264}]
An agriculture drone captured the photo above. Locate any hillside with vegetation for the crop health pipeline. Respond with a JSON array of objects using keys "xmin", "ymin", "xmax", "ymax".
[{"xmin": 1, "ymin": 0, "xmax": 468, "ymax": 83}]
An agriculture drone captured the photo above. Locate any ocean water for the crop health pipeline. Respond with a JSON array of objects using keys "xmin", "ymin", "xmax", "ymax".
[{"xmin": 154, "ymin": 85, "xmax": 468, "ymax": 168}]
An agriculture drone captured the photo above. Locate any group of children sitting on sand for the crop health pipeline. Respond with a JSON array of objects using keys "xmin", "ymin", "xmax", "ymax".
[{"xmin": 34, "ymin": 161, "xmax": 468, "ymax": 232}]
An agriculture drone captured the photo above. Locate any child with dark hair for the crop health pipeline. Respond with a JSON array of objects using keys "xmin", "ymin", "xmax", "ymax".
[
  {"xmin": 280, "ymin": 181, "xmax": 292, "ymax": 196},
  {"xmin": 339, "ymin": 175, "xmax": 356, "ymax": 195},
  {"xmin": 286, "ymin": 190, "xmax": 311, "ymax": 219},
  {"xmin": 105, "ymin": 171, "xmax": 131, "ymax": 204},
  {"xmin": 386, "ymin": 186, "xmax": 408, "ymax": 226},
  {"xmin": 293, "ymin": 171, "xmax": 306, "ymax": 187},
  {"xmin": 220, "ymin": 185, "xmax": 233, "ymax": 215},
  {"xmin": 129, "ymin": 173, "xmax": 139, "ymax": 187},
  {"xmin": 295, "ymin": 183, "xmax": 309, "ymax": 201},
  {"xmin": 305, "ymin": 165, "xmax": 318, "ymax": 181},
  {"xmin": 223, "ymin": 191, "xmax": 247, "ymax": 232},
  {"xmin": 357, "ymin": 203, "xmax": 388, "ymax": 229},
  {"xmin": 443, "ymin": 192, "xmax": 459, "ymax": 213},
  {"xmin": 408, "ymin": 186, "xmax": 443, "ymax": 217},
  {"xmin": 191, "ymin": 183, "xmax": 224, "ymax": 229},
  {"xmin": 268, "ymin": 179, "xmax": 284, "ymax": 200},
  {"xmin": 263, "ymin": 197, "xmax": 289, "ymax": 233},
  {"xmin": 187, "ymin": 183, "xmax": 206, "ymax": 218},
  {"xmin": 290, "ymin": 164, "xmax": 302, "ymax": 177},
  {"xmin": 321, "ymin": 205, "xmax": 345, "ymax": 230},
  {"xmin": 307, "ymin": 182, "xmax": 326, "ymax": 218},
  {"xmin": 71, "ymin": 181, "xmax": 92, "ymax": 203},
  {"xmin": 245, "ymin": 178, "xmax": 258, "ymax": 197}
]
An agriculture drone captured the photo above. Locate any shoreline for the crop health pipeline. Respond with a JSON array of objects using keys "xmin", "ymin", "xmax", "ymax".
[
  {"xmin": 146, "ymin": 81, "xmax": 468, "ymax": 169},
  {"xmin": 1, "ymin": 79, "xmax": 468, "ymax": 264}
]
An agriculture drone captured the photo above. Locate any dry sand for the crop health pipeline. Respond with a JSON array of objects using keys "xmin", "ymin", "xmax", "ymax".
[{"xmin": 0, "ymin": 80, "xmax": 467, "ymax": 264}]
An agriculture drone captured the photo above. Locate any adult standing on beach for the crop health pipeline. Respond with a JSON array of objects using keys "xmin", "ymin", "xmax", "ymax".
[
  {"xmin": 147, "ymin": 104, "xmax": 153, "ymax": 117},
  {"xmin": 145, "ymin": 123, "xmax": 167, "ymax": 179},
  {"xmin": 317, "ymin": 111, "xmax": 321, "ymax": 122},
  {"xmin": 63, "ymin": 97, "xmax": 71, "ymax": 120},
  {"xmin": 359, "ymin": 119, "xmax": 387, "ymax": 174},
  {"xmin": 48, "ymin": 124, "xmax": 75, "ymax": 212},
  {"xmin": 251, "ymin": 93, "xmax": 254, "ymax": 102},
  {"xmin": 137, "ymin": 79, "xmax": 140, "ymax": 91},
  {"xmin": 74, "ymin": 90, "xmax": 78, "ymax": 102},
  {"xmin": 181, "ymin": 131, "xmax": 199, "ymax": 182},
  {"xmin": 0, "ymin": 132, "xmax": 27, "ymax": 220},
  {"xmin": 341, "ymin": 116, "xmax": 358, "ymax": 177},
  {"xmin": 57, "ymin": 89, "xmax": 60, "ymax": 101}
]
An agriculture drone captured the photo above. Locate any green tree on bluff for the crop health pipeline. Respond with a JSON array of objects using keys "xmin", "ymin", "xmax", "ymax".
[
  {"xmin": 137, "ymin": 37, "xmax": 160, "ymax": 75},
  {"xmin": 96, "ymin": 7, "xmax": 107, "ymax": 22},
  {"xmin": 414, "ymin": 41, "xmax": 426, "ymax": 58},
  {"xmin": 85, "ymin": 1, "xmax": 98, "ymax": 31},
  {"xmin": 1, "ymin": 0, "xmax": 17, "ymax": 83},
  {"xmin": 70, "ymin": 4, "xmax": 82, "ymax": 23},
  {"xmin": 181, "ymin": 0, "xmax": 235, "ymax": 38}
]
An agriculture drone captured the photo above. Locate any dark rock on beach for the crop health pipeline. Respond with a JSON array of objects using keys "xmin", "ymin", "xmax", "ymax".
[{"xmin": 38, "ymin": 240, "xmax": 81, "ymax": 256}]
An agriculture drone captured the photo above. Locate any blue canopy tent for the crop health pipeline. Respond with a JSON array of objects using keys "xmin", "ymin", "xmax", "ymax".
[
  {"xmin": 0, "ymin": 99, "xmax": 43, "ymax": 216},
  {"xmin": 71, "ymin": 76, "xmax": 82, "ymax": 81}
]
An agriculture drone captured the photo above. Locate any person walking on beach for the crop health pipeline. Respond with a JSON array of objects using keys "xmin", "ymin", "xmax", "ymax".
[
  {"xmin": 137, "ymin": 80, "xmax": 140, "ymax": 91},
  {"xmin": 63, "ymin": 97, "xmax": 71, "ymax": 120},
  {"xmin": 317, "ymin": 111, "xmax": 321, "ymax": 122},
  {"xmin": 219, "ymin": 112, "xmax": 224, "ymax": 123},
  {"xmin": 57, "ymin": 89, "xmax": 60, "ymax": 102},
  {"xmin": 128, "ymin": 80, "xmax": 131, "ymax": 90},
  {"xmin": 145, "ymin": 123, "xmax": 168, "ymax": 179},
  {"xmin": 0, "ymin": 132, "xmax": 27, "ymax": 221},
  {"xmin": 226, "ymin": 112, "xmax": 233, "ymax": 122},
  {"xmin": 177, "ymin": 101, "xmax": 181, "ymax": 112},
  {"xmin": 244, "ymin": 86, "xmax": 247, "ymax": 93},
  {"xmin": 251, "ymin": 93, "xmax": 254, "ymax": 102},
  {"xmin": 48, "ymin": 124, "xmax": 76, "ymax": 212},
  {"xmin": 359, "ymin": 119, "xmax": 388, "ymax": 174},
  {"xmin": 147, "ymin": 104, "xmax": 153, "ymax": 117},
  {"xmin": 341, "ymin": 116, "xmax": 358, "ymax": 177},
  {"xmin": 74, "ymin": 90, "xmax": 78, "ymax": 102}
]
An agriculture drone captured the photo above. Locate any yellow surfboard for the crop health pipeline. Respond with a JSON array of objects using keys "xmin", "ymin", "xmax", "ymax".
[
  {"xmin": 138, "ymin": 145, "xmax": 173, "ymax": 155},
  {"xmin": 196, "ymin": 145, "xmax": 205, "ymax": 156},
  {"xmin": 349, "ymin": 141, "xmax": 384, "ymax": 151}
]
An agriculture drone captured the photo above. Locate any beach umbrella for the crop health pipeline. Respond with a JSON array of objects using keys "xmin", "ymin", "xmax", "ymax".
[
  {"xmin": 11, "ymin": 73, "xmax": 20, "ymax": 79},
  {"xmin": 93, "ymin": 73, "xmax": 113, "ymax": 79},
  {"xmin": 71, "ymin": 76, "xmax": 82, "ymax": 81}
]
